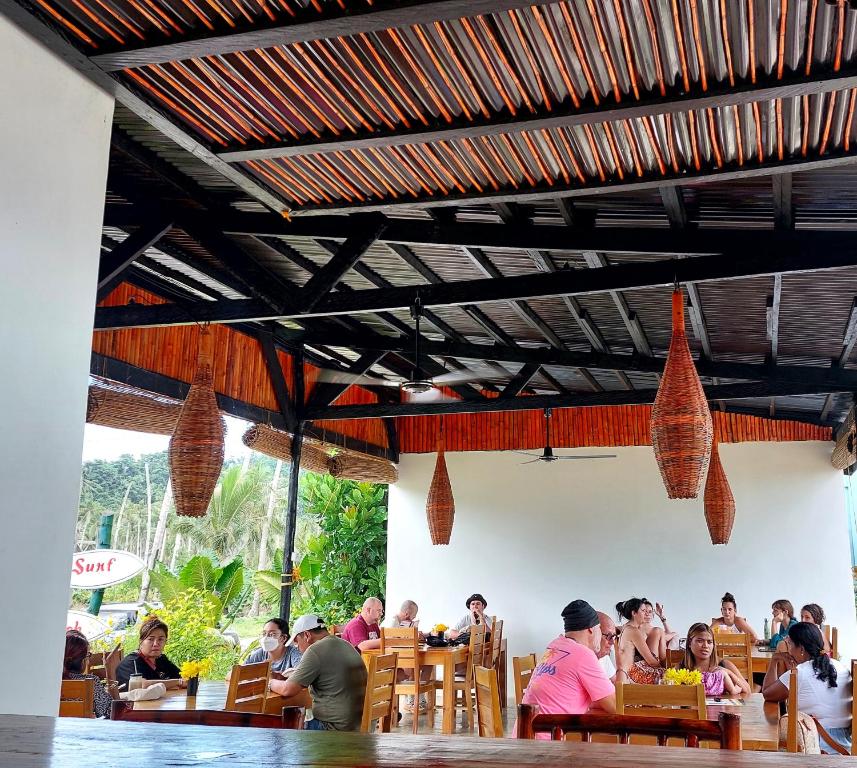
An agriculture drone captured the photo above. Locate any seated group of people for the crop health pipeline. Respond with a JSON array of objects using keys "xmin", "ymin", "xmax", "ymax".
[
  {"xmin": 63, "ymin": 592, "xmax": 495, "ymax": 731},
  {"xmin": 522, "ymin": 594, "xmax": 852, "ymax": 753}
]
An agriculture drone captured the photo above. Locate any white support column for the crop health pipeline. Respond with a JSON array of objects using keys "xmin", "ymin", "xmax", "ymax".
[{"xmin": 0, "ymin": 18, "xmax": 114, "ymax": 715}]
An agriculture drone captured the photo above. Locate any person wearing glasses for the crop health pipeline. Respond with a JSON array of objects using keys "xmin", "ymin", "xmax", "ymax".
[
  {"xmin": 596, "ymin": 611, "xmax": 618, "ymax": 683},
  {"xmin": 227, "ymin": 618, "xmax": 302, "ymax": 682}
]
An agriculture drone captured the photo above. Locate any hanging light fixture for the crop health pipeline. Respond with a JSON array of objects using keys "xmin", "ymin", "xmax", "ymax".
[
  {"xmin": 651, "ymin": 287, "xmax": 713, "ymax": 498},
  {"xmin": 704, "ymin": 440, "xmax": 735, "ymax": 545},
  {"xmin": 169, "ymin": 326, "xmax": 225, "ymax": 517},
  {"xmin": 426, "ymin": 420, "xmax": 454, "ymax": 545}
]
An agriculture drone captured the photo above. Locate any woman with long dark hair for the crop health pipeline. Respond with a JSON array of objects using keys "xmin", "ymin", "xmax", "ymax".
[
  {"xmin": 680, "ymin": 623, "xmax": 750, "ymax": 697},
  {"xmin": 710, "ymin": 592, "xmax": 758, "ymax": 641},
  {"xmin": 797, "ymin": 604, "xmax": 832, "ymax": 655},
  {"xmin": 63, "ymin": 630, "xmax": 112, "ymax": 718},
  {"xmin": 762, "ymin": 622, "xmax": 852, "ymax": 753},
  {"xmin": 615, "ymin": 597, "xmax": 664, "ymax": 685}
]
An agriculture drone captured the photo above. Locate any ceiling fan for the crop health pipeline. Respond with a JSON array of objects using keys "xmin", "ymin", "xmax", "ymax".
[
  {"xmin": 514, "ymin": 408, "xmax": 617, "ymax": 464},
  {"xmin": 314, "ymin": 296, "xmax": 481, "ymax": 400}
]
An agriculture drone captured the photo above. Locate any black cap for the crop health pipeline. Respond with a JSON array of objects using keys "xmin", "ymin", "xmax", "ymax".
[
  {"xmin": 466, "ymin": 593, "xmax": 487, "ymax": 609},
  {"xmin": 561, "ymin": 600, "xmax": 599, "ymax": 632}
]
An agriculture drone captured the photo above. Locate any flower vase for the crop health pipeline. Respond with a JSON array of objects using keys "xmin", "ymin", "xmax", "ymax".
[{"xmin": 186, "ymin": 676, "xmax": 200, "ymax": 697}]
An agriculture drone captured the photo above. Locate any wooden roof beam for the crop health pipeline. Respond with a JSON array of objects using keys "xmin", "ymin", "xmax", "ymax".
[
  {"xmin": 307, "ymin": 351, "xmax": 387, "ymax": 409},
  {"xmin": 90, "ymin": 0, "xmax": 542, "ymax": 71},
  {"xmin": 500, "ymin": 364, "xmax": 541, "ymax": 399},
  {"xmin": 259, "ymin": 330, "xmax": 298, "ymax": 433},
  {"xmin": 94, "ymin": 242, "xmax": 857, "ymax": 324},
  {"xmin": 216, "ymin": 65, "xmax": 857, "ymax": 163},
  {"xmin": 97, "ymin": 218, "xmax": 173, "ymax": 302},
  {"xmin": 305, "ymin": 380, "xmax": 855, "ymax": 421}
]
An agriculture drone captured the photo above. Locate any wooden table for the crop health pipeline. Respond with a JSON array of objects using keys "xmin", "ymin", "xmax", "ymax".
[
  {"xmin": 753, "ymin": 647, "xmax": 776, "ymax": 675},
  {"xmin": 707, "ymin": 694, "xmax": 780, "ymax": 751},
  {"xmin": 363, "ymin": 644, "xmax": 468, "ymax": 734},
  {"xmin": 131, "ymin": 679, "xmax": 311, "ymax": 714},
  {"xmin": 5, "ymin": 715, "xmax": 855, "ymax": 767}
]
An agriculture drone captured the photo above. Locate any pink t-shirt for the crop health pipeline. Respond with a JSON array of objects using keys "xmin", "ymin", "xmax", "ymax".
[
  {"xmin": 341, "ymin": 615, "xmax": 380, "ymax": 649},
  {"xmin": 522, "ymin": 636, "xmax": 614, "ymax": 724}
]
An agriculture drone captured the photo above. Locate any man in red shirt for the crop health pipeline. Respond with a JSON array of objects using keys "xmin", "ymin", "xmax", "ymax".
[{"xmin": 341, "ymin": 597, "xmax": 383, "ymax": 651}]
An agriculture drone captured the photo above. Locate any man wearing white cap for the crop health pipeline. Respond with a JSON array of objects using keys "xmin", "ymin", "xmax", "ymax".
[{"xmin": 269, "ymin": 613, "xmax": 367, "ymax": 731}]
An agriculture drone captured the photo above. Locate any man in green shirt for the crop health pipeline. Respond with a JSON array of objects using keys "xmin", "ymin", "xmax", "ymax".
[{"xmin": 270, "ymin": 614, "xmax": 367, "ymax": 731}]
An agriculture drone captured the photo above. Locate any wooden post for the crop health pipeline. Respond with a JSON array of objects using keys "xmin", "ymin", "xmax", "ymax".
[{"xmin": 280, "ymin": 347, "xmax": 304, "ymax": 624}]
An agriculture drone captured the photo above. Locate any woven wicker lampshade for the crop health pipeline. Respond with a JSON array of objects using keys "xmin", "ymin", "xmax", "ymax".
[
  {"xmin": 169, "ymin": 328, "xmax": 226, "ymax": 517},
  {"xmin": 426, "ymin": 433, "xmax": 454, "ymax": 545},
  {"xmin": 704, "ymin": 441, "xmax": 735, "ymax": 545},
  {"xmin": 651, "ymin": 288, "xmax": 714, "ymax": 499}
]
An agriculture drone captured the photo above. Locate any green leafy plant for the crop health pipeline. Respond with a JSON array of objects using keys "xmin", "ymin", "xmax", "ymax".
[
  {"xmin": 126, "ymin": 589, "xmax": 240, "ymax": 679},
  {"xmin": 148, "ymin": 554, "xmax": 247, "ymax": 628},
  {"xmin": 287, "ymin": 476, "xmax": 388, "ymax": 624}
]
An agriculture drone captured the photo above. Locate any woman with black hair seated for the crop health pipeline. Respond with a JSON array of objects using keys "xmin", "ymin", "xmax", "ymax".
[{"xmin": 762, "ymin": 622, "xmax": 852, "ymax": 753}]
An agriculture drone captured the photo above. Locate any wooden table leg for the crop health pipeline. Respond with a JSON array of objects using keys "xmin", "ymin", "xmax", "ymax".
[{"xmin": 442, "ymin": 657, "xmax": 455, "ymax": 735}]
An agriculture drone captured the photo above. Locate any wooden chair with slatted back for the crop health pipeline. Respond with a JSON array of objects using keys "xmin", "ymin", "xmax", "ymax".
[
  {"xmin": 452, "ymin": 623, "xmax": 486, "ymax": 730},
  {"xmin": 714, "ymin": 632, "xmax": 753, "ymax": 685},
  {"xmin": 481, "ymin": 617, "xmax": 495, "ymax": 667},
  {"xmin": 380, "ymin": 626, "xmax": 435, "ymax": 734},
  {"xmin": 490, "ymin": 619, "xmax": 503, "ymax": 673},
  {"xmin": 512, "ymin": 654, "xmax": 536, "ymax": 706},
  {"xmin": 517, "ymin": 703, "xmax": 741, "ymax": 749},
  {"xmin": 665, "ymin": 649, "xmax": 684, "ymax": 668},
  {"xmin": 331, "ymin": 624, "xmax": 346, "ymax": 638},
  {"xmin": 59, "ymin": 678, "xmax": 95, "ymax": 718},
  {"xmin": 225, "ymin": 660, "xmax": 271, "ymax": 713},
  {"xmin": 361, "ymin": 651, "xmax": 398, "ymax": 733},
  {"xmin": 616, "ymin": 682, "xmax": 706, "ymax": 719},
  {"xmin": 824, "ymin": 626, "xmax": 839, "ymax": 659},
  {"xmin": 111, "ymin": 701, "xmax": 304, "ymax": 728},
  {"xmin": 85, "ymin": 652, "xmax": 106, "ymax": 680},
  {"xmin": 86, "ymin": 645, "xmax": 123, "ymax": 684},
  {"xmin": 474, "ymin": 666, "xmax": 503, "ymax": 737}
]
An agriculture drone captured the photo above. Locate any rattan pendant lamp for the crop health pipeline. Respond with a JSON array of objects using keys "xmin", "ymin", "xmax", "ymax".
[
  {"xmin": 703, "ymin": 440, "xmax": 735, "ymax": 545},
  {"xmin": 169, "ymin": 326, "xmax": 226, "ymax": 517},
  {"xmin": 426, "ymin": 419, "xmax": 454, "ymax": 545},
  {"xmin": 651, "ymin": 287, "xmax": 714, "ymax": 498}
]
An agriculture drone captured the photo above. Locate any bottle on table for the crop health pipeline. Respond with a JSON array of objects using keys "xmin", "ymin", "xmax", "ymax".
[{"xmin": 763, "ymin": 618, "xmax": 770, "ymax": 642}]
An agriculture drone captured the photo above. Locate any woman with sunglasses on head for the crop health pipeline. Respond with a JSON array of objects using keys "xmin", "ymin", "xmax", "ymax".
[
  {"xmin": 616, "ymin": 597, "xmax": 665, "ymax": 684},
  {"xmin": 680, "ymin": 622, "xmax": 750, "ymax": 697}
]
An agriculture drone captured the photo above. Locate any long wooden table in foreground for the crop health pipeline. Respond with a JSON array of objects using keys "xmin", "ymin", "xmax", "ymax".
[
  {"xmin": 131, "ymin": 679, "xmax": 311, "ymax": 713},
  {"xmin": 4, "ymin": 716, "xmax": 855, "ymax": 767},
  {"xmin": 707, "ymin": 694, "xmax": 779, "ymax": 751}
]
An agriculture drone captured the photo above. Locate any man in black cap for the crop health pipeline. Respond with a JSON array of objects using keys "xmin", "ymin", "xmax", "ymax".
[
  {"xmin": 521, "ymin": 599, "xmax": 616, "ymax": 720},
  {"xmin": 448, "ymin": 593, "xmax": 490, "ymax": 640}
]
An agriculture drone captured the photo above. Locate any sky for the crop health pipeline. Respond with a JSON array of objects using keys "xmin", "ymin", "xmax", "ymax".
[{"xmin": 81, "ymin": 415, "xmax": 252, "ymax": 462}]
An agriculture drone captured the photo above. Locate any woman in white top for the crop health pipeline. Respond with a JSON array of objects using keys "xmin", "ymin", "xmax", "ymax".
[{"xmin": 762, "ymin": 622, "xmax": 852, "ymax": 754}]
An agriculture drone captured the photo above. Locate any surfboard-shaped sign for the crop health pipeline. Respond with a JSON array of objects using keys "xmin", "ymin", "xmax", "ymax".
[
  {"xmin": 66, "ymin": 610, "xmax": 110, "ymax": 640},
  {"xmin": 70, "ymin": 549, "xmax": 146, "ymax": 589}
]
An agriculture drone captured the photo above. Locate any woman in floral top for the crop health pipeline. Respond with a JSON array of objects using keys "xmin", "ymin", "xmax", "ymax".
[{"xmin": 63, "ymin": 631, "xmax": 112, "ymax": 718}]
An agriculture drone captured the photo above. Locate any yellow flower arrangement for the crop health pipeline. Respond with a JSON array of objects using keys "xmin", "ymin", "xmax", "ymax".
[
  {"xmin": 432, "ymin": 623, "xmax": 448, "ymax": 633},
  {"xmin": 179, "ymin": 658, "xmax": 213, "ymax": 680},
  {"xmin": 662, "ymin": 668, "xmax": 703, "ymax": 686}
]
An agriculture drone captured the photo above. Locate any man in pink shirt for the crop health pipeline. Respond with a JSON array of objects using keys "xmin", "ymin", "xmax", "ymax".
[
  {"xmin": 341, "ymin": 597, "xmax": 383, "ymax": 651},
  {"xmin": 522, "ymin": 599, "xmax": 616, "ymax": 725}
]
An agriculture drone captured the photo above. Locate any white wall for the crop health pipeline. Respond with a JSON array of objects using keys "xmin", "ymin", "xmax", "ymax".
[
  {"xmin": 0, "ymin": 18, "xmax": 113, "ymax": 715},
  {"xmin": 387, "ymin": 441, "xmax": 856, "ymax": 696}
]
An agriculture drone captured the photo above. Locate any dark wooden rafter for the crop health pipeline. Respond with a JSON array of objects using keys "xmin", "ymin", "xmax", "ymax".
[
  {"xmin": 766, "ymin": 274, "xmax": 783, "ymax": 365},
  {"xmin": 307, "ymin": 351, "xmax": 386, "ymax": 408},
  {"xmin": 582, "ymin": 251, "xmax": 653, "ymax": 359},
  {"xmin": 213, "ymin": 64, "xmax": 857, "ymax": 164},
  {"xmin": 660, "ymin": 187, "xmax": 690, "ymax": 229},
  {"xmin": 305, "ymin": 380, "xmax": 853, "ymax": 421},
  {"xmin": 385, "ymin": 241, "xmax": 539, "ymax": 392},
  {"xmin": 500, "ymin": 363, "xmax": 541, "ymax": 399},
  {"xmin": 258, "ymin": 330, "xmax": 297, "ymax": 433},
  {"xmin": 279, "ymin": 345, "xmax": 303, "ymax": 623},
  {"xmin": 298, "ymin": 213, "xmax": 387, "ymax": 312},
  {"xmin": 93, "ymin": 237, "xmax": 857, "ymax": 326},
  {"xmin": 0, "ymin": 0, "xmax": 287, "ymax": 214},
  {"xmin": 773, "ymin": 174, "xmax": 795, "ymax": 231},
  {"xmin": 97, "ymin": 218, "xmax": 173, "ymax": 301},
  {"xmin": 822, "ymin": 298, "xmax": 857, "ymax": 420},
  {"xmin": 89, "ymin": 0, "xmax": 543, "ymax": 70}
]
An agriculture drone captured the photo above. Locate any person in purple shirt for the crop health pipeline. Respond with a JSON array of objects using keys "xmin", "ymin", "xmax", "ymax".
[{"xmin": 341, "ymin": 597, "xmax": 383, "ymax": 651}]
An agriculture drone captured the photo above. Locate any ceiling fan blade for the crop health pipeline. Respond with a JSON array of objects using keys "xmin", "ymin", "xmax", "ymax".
[
  {"xmin": 430, "ymin": 369, "xmax": 486, "ymax": 386},
  {"xmin": 511, "ymin": 450, "xmax": 542, "ymax": 458},
  {"xmin": 554, "ymin": 455, "xmax": 618, "ymax": 460},
  {"xmin": 315, "ymin": 369, "xmax": 399, "ymax": 388},
  {"xmin": 520, "ymin": 458, "xmax": 543, "ymax": 465}
]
